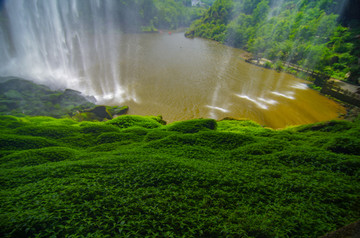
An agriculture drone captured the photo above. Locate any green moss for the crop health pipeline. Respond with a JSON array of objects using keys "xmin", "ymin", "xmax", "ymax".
[
  {"xmin": 296, "ymin": 120, "xmax": 354, "ymax": 133},
  {"xmin": 79, "ymin": 122, "xmax": 120, "ymax": 134},
  {"xmin": 196, "ymin": 131, "xmax": 255, "ymax": 150},
  {"xmin": 144, "ymin": 129, "xmax": 170, "ymax": 142},
  {"xmin": 1, "ymin": 147, "xmax": 78, "ymax": 168},
  {"xmin": 166, "ymin": 118, "xmax": 217, "ymax": 133},
  {"xmin": 106, "ymin": 115, "xmax": 164, "ymax": 129},
  {"xmin": 0, "ymin": 77, "xmax": 99, "ymax": 118},
  {"xmin": 0, "ymin": 134, "xmax": 58, "ymax": 150},
  {"xmin": 107, "ymin": 105, "xmax": 129, "ymax": 116},
  {"xmin": 0, "ymin": 115, "xmax": 359, "ymax": 237},
  {"xmin": 217, "ymin": 119, "xmax": 271, "ymax": 135},
  {"xmin": 71, "ymin": 112, "xmax": 98, "ymax": 121},
  {"xmin": 15, "ymin": 125, "xmax": 78, "ymax": 139},
  {"xmin": 335, "ymin": 156, "xmax": 360, "ymax": 176},
  {"xmin": 144, "ymin": 134, "xmax": 197, "ymax": 149},
  {"xmin": 325, "ymin": 135, "xmax": 360, "ymax": 155},
  {"xmin": 58, "ymin": 135, "xmax": 97, "ymax": 148},
  {"xmin": 121, "ymin": 126, "xmax": 149, "ymax": 136},
  {"xmin": 87, "ymin": 141, "xmax": 133, "ymax": 152},
  {"xmin": 0, "ymin": 115, "xmax": 29, "ymax": 129},
  {"xmin": 233, "ymin": 138, "xmax": 290, "ymax": 156},
  {"xmin": 96, "ymin": 132, "xmax": 143, "ymax": 144}
]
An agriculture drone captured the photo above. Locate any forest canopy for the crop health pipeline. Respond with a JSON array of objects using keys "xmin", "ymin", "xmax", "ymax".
[
  {"xmin": 116, "ymin": 0, "xmax": 215, "ymax": 31},
  {"xmin": 185, "ymin": 0, "xmax": 360, "ymax": 83}
]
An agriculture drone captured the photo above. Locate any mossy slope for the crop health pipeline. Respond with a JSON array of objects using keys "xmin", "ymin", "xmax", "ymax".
[
  {"xmin": 0, "ymin": 115, "xmax": 359, "ymax": 237},
  {"xmin": 0, "ymin": 77, "xmax": 128, "ymax": 121}
]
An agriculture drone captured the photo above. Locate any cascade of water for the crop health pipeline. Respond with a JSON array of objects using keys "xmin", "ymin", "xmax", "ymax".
[
  {"xmin": 206, "ymin": 46, "xmax": 233, "ymax": 119},
  {"xmin": 0, "ymin": 0, "xmax": 127, "ymax": 101}
]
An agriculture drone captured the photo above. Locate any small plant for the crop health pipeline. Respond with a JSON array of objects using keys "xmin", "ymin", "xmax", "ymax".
[{"xmin": 264, "ymin": 61, "xmax": 273, "ymax": 69}]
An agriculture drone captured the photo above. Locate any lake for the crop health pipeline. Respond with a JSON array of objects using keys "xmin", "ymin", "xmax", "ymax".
[
  {"xmin": 85, "ymin": 32, "xmax": 344, "ymax": 128},
  {"xmin": 0, "ymin": 1, "xmax": 346, "ymax": 128}
]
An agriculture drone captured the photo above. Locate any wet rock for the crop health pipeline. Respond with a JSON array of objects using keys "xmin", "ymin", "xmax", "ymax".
[
  {"xmin": 85, "ymin": 105, "xmax": 112, "ymax": 120},
  {"xmin": 0, "ymin": 76, "xmax": 128, "ymax": 120},
  {"xmin": 0, "ymin": 77, "xmax": 95, "ymax": 117},
  {"xmin": 108, "ymin": 106, "xmax": 129, "ymax": 117}
]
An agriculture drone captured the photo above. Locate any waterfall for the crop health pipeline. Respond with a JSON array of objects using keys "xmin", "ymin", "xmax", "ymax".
[{"xmin": 0, "ymin": 0, "xmax": 130, "ymax": 102}]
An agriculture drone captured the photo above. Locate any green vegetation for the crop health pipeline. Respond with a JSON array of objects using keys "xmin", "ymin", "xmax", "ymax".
[
  {"xmin": 1, "ymin": 115, "xmax": 359, "ymax": 237},
  {"xmin": 117, "ymin": 0, "xmax": 212, "ymax": 32},
  {"xmin": 185, "ymin": 0, "xmax": 360, "ymax": 83},
  {"xmin": 0, "ymin": 77, "xmax": 128, "ymax": 121}
]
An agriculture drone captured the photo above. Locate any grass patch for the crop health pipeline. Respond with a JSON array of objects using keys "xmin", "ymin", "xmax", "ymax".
[{"xmin": 0, "ymin": 115, "xmax": 359, "ymax": 237}]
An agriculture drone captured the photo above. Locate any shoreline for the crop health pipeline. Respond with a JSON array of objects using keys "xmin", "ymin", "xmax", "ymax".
[{"xmin": 236, "ymin": 50, "xmax": 360, "ymax": 121}]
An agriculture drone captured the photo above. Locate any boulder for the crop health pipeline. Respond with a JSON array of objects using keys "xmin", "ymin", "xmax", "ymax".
[
  {"xmin": 85, "ymin": 105, "xmax": 112, "ymax": 120},
  {"xmin": 108, "ymin": 106, "xmax": 129, "ymax": 117}
]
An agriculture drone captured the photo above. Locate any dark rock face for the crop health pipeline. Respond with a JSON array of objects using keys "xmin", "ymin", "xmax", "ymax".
[
  {"xmin": 321, "ymin": 220, "xmax": 360, "ymax": 238},
  {"xmin": 86, "ymin": 106, "xmax": 112, "ymax": 120},
  {"xmin": 0, "ymin": 77, "xmax": 52, "ymax": 96},
  {"xmin": 58, "ymin": 89, "xmax": 93, "ymax": 107},
  {"xmin": 0, "ymin": 77, "xmax": 127, "ymax": 120},
  {"xmin": 108, "ymin": 106, "xmax": 129, "ymax": 117}
]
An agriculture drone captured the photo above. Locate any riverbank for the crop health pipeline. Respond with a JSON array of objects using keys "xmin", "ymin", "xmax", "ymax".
[
  {"xmin": 237, "ymin": 51, "xmax": 360, "ymax": 120},
  {"xmin": 0, "ymin": 76, "xmax": 359, "ymax": 237}
]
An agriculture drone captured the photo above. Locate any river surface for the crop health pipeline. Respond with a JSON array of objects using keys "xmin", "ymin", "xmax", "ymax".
[
  {"xmin": 0, "ymin": 1, "xmax": 345, "ymax": 128},
  {"xmin": 87, "ymin": 32, "xmax": 344, "ymax": 128}
]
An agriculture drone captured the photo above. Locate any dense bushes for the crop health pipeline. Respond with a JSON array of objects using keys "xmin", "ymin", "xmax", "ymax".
[
  {"xmin": 110, "ymin": 0, "xmax": 211, "ymax": 32},
  {"xmin": 186, "ymin": 0, "xmax": 360, "ymax": 82},
  {"xmin": 0, "ymin": 115, "xmax": 359, "ymax": 237},
  {"xmin": 166, "ymin": 118, "xmax": 217, "ymax": 133},
  {"xmin": 106, "ymin": 115, "xmax": 164, "ymax": 129},
  {"xmin": 0, "ymin": 134, "xmax": 58, "ymax": 150},
  {"xmin": 1, "ymin": 147, "xmax": 78, "ymax": 168}
]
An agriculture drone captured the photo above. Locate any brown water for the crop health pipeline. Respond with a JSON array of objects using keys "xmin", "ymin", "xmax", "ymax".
[{"xmin": 89, "ymin": 32, "xmax": 345, "ymax": 128}]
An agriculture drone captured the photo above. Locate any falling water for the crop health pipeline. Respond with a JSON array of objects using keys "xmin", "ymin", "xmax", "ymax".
[
  {"xmin": 0, "ymin": 1, "xmax": 345, "ymax": 128},
  {"xmin": 0, "ymin": 0, "xmax": 133, "ymax": 102}
]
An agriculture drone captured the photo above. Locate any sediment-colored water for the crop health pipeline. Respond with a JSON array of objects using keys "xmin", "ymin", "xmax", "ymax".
[
  {"xmin": 91, "ymin": 33, "xmax": 344, "ymax": 128},
  {"xmin": 0, "ymin": 0, "xmax": 345, "ymax": 128}
]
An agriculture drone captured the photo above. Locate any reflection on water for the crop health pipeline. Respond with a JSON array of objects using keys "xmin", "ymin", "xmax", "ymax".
[
  {"xmin": 2, "ymin": 28, "xmax": 345, "ymax": 128},
  {"xmin": 91, "ymin": 33, "xmax": 344, "ymax": 128},
  {"xmin": 0, "ymin": 1, "xmax": 345, "ymax": 128}
]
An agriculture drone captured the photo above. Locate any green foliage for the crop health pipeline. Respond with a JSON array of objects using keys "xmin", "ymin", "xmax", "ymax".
[
  {"xmin": 233, "ymin": 138, "xmax": 289, "ymax": 156},
  {"xmin": 0, "ymin": 77, "xmax": 97, "ymax": 118},
  {"xmin": 0, "ymin": 134, "xmax": 58, "ymax": 150},
  {"xmin": 264, "ymin": 61, "xmax": 273, "ymax": 69},
  {"xmin": 186, "ymin": 0, "xmax": 359, "ymax": 83},
  {"xmin": 296, "ymin": 120, "xmax": 354, "ymax": 132},
  {"xmin": 196, "ymin": 131, "xmax": 255, "ymax": 150},
  {"xmin": 185, "ymin": 0, "xmax": 234, "ymax": 40},
  {"xmin": 96, "ymin": 131, "xmax": 145, "ymax": 144},
  {"xmin": 144, "ymin": 129, "xmax": 171, "ymax": 142},
  {"xmin": 325, "ymin": 135, "xmax": 360, "ymax": 155},
  {"xmin": 121, "ymin": 126, "xmax": 149, "ymax": 136},
  {"xmin": 0, "ymin": 115, "xmax": 359, "ymax": 237},
  {"xmin": 79, "ymin": 123, "xmax": 120, "ymax": 135},
  {"xmin": 1, "ymin": 147, "xmax": 78, "ymax": 168},
  {"xmin": 0, "ymin": 115, "xmax": 29, "ymax": 129},
  {"xmin": 106, "ymin": 115, "xmax": 164, "ymax": 129},
  {"xmin": 166, "ymin": 118, "xmax": 217, "ymax": 133},
  {"xmin": 117, "ymin": 0, "xmax": 210, "ymax": 32},
  {"xmin": 15, "ymin": 125, "xmax": 78, "ymax": 139}
]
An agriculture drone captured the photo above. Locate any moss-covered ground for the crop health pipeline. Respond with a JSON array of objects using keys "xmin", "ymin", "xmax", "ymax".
[{"xmin": 0, "ymin": 115, "xmax": 359, "ymax": 237}]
